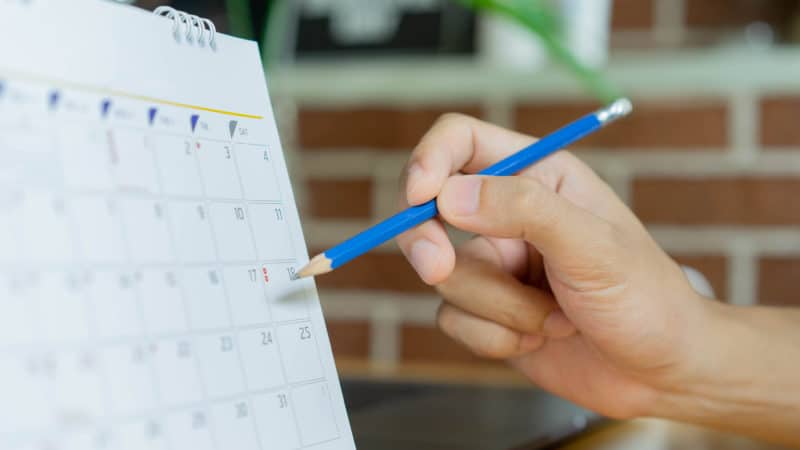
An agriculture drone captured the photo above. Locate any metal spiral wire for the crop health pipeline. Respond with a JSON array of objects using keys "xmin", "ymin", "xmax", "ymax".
[{"xmin": 153, "ymin": 5, "xmax": 217, "ymax": 49}]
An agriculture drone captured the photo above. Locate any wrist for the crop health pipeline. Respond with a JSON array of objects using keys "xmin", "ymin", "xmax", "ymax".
[
  {"xmin": 646, "ymin": 297, "xmax": 734, "ymax": 419},
  {"xmin": 648, "ymin": 301, "xmax": 800, "ymax": 445}
]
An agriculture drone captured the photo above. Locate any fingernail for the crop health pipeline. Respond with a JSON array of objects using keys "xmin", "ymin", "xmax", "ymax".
[
  {"xmin": 543, "ymin": 311, "xmax": 577, "ymax": 339},
  {"xmin": 520, "ymin": 334, "xmax": 544, "ymax": 353},
  {"xmin": 443, "ymin": 176, "xmax": 481, "ymax": 216},
  {"xmin": 409, "ymin": 239, "xmax": 440, "ymax": 281},
  {"xmin": 406, "ymin": 163, "xmax": 424, "ymax": 203}
]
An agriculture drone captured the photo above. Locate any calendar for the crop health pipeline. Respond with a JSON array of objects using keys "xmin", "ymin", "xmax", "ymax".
[{"xmin": 0, "ymin": 1, "xmax": 355, "ymax": 449}]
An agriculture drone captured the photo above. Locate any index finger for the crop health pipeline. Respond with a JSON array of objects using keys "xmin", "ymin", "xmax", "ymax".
[
  {"xmin": 404, "ymin": 114, "xmax": 555, "ymax": 206},
  {"xmin": 397, "ymin": 114, "xmax": 572, "ymax": 285}
]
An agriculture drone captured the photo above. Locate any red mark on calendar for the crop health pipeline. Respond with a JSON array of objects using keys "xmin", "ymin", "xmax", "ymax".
[{"xmin": 262, "ymin": 267, "xmax": 269, "ymax": 283}]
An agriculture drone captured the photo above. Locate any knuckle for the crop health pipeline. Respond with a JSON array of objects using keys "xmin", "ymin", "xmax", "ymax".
[
  {"xmin": 514, "ymin": 180, "xmax": 559, "ymax": 240},
  {"xmin": 515, "ymin": 177, "xmax": 545, "ymax": 209},
  {"xmin": 498, "ymin": 298, "xmax": 545, "ymax": 334},
  {"xmin": 434, "ymin": 112, "xmax": 471, "ymax": 127},
  {"xmin": 554, "ymin": 150, "xmax": 583, "ymax": 170},
  {"xmin": 508, "ymin": 306, "xmax": 541, "ymax": 334},
  {"xmin": 435, "ymin": 303, "xmax": 455, "ymax": 334},
  {"xmin": 435, "ymin": 302, "xmax": 518, "ymax": 360},
  {"xmin": 475, "ymin": 328, "xmax": 518, "ymax": 359},
  {"xmin": 495, "ymin": 304, "xmax": 522, "ymax": 331},
  {"xmin": 434, "ymin": 275, "xmax": 459, "ymax": 298}
]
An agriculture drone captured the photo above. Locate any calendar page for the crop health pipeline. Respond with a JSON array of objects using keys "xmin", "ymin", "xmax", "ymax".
[{"xmin": 0, "ymin": 1, "xmax": 356, "ymax": 449}]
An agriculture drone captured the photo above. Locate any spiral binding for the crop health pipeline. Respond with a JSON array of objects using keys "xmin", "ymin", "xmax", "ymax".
[{"xmin": 153, "ymin": 6, "xmax": 217, "ymax": 49}]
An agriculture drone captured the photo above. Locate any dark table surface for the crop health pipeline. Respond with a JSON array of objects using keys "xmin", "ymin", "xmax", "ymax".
[{"xmin": 342, "ymin": 378, "xmax": 601, "ymax": 450}]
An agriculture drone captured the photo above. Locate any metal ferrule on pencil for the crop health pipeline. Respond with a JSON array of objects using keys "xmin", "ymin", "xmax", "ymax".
[{"xmin": 596, "ymin": 98, "xmax": 634, "ymax": 125}]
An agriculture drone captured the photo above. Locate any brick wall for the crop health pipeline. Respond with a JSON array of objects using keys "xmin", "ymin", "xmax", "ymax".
[{"xmin": 611, "ymin": 0, "xmax": 800, "ymax": 48}]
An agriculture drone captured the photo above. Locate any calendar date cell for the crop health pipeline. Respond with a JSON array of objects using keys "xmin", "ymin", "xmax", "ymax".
[
  {"xmin": 195, "ymin": 334, "xmax": 245, "ymax": 399},
  {"xmin": 210, "ymin": 400, "xmax": 260, "ymax": 450},
  {"xmin": 277, "ymin": 322, "xmax": 323, "ymax": 383}
]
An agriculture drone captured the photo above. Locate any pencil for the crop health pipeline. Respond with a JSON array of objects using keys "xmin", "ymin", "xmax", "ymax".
[{"xmin": 298, "ymin": 98, "xmax": 633, "ymax": 278}]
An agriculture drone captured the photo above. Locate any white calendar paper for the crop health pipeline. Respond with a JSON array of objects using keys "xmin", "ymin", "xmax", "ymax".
[{"xmin": 0, "ymin": 1, "xmax": 356, "ymax": 449}]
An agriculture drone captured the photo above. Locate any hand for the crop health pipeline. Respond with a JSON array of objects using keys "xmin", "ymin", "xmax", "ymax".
[{"xmin": 396, "ymin": 114, "xmax": 717, "ymax": 419}]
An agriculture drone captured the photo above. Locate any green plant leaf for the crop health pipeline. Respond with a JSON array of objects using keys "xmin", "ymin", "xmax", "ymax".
[
  {"xmin": 457, "ymin": 0, "xmax": 623, "ymax": 103},
  {"xmin": 225, "ymin": 0, "xmax": 256, "ymax": 39}
]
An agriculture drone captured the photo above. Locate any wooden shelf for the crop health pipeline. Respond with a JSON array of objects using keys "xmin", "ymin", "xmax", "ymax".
[
  {"xmin": 270, "ymin": 48, "xmax": 800, "ymax": 102},
  {"xmin": 335, "ymin": 357, "xmax": 531, "ymax": 388}
]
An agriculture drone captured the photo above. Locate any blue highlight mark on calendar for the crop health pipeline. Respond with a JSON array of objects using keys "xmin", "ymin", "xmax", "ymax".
[
  {"xmin": 190, "ymin": 113, "xmax": 199, "ymax": 132},
  {"xmin": 101, "ymin": 99, "xmax": 112, "ymax": 118},
  {"xmin": 48, "ymin": 91, "xmax": 60, "ymax": 110},
  {"xmin": 148, "ymin": 107, "xmax": 158, "ymax": 126}
]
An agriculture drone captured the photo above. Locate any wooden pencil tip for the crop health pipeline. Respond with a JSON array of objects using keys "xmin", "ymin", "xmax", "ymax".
[{"xmin": 297, "ymin": 253, "xmax": 333, "ymax": 278}]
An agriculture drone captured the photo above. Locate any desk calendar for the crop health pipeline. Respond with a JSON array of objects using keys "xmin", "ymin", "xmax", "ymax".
[{"xmin": 0, "ymin": 1, "xmax": 356, "ymax": 449}]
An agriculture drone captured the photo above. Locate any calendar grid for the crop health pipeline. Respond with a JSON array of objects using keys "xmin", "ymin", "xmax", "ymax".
[
  {"xmin": 230, "ymin": 134, "xmax": 308, "ymax": 448},
  {"xmin": 34, "ymin": 104, "xmax": 117, "ymax": 447},
  {"xmin": 0, "ymin": 70, "xmax": 348, "ymax": 449},
  {"xmin": 148, "ymin": 117, "xmax": 221, "ymax": 450},
  {"xmin": 225, "ymin": 128, "xmax": 279, "ymax": 450},
  {"xmin": 188, "ymin": 114, "xmax": 271, "ymax": 450},
  {"xmin": 104, "ymin": 119, "xmax": 177, "ymax": 450},
  {"xmin": 58, "ymin": 134, "xmax": 119, "ymax": 435},
  {"xmin": 43, "ymin": 105, "xmax": 113, "ymax": 440}
]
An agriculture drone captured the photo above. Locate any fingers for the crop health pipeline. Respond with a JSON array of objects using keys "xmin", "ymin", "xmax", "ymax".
[
  {"xmin": 398, "ymin": 114, "xmax": 614, "ymax": 285},
  {"xmin": 437, "ymin": 237, "xmax": 559, "ymax": 336},
  {"xmin": 396, "ymin": 165, "xmax": 456, "ymax": 285},
  {"xmin": 542, "ymin": 310, "xmax": 579, "ymax": 339},
  {"xmin": 404, "ymin": 114, "xmax": 537, "ymax": 206},
  {"xmin": 396, "ymin": 219, "xmax": 455, "ymax": 285},
  {"xmin": 458, "ymin": 234, "xmax": 533, "ymax": 279},
  {"xmin": 437, "ymin": 303, "xmax": 545, "ymax": 359},
  {"xmin": 433, "ymin": 230, "xmax": 577, "ymax": 361},
  {"xmin": 437, "ymin": 175, "xmax": 620, "ymax": 268},
  {"xmin": 404, "ymin": 112, "xmax": 622, "ymax": 218}
]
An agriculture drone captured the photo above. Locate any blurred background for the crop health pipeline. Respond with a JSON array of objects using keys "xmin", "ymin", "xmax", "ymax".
[{"xmin": 132, "ymin": 0, "xmax": 800, "ymax": 382}]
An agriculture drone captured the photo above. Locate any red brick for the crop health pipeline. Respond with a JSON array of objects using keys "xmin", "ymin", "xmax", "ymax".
[
  {"xmin": 758, "ymin": 258, "xmax": 800, "ymax": 306},
  {"xmin": 685, "ymin": 0, "xmax": 797, "ymax": 28},
  {"xmin": 761, "ymin": 97, "xmax": 800, "ymax": 147},
  {"xmin": 313, "ymin": 251, "xmax": 432, "ymax": 293},
  {"xmin": 400, "ymin": 325, "xmax": 501, "ymax": 367},
  {"xmin": 326, "ymin": 320, "xmax": 371, "ymax": 359},
  {"xmin": 307, "ymin": 179, "xmax": 372, "ymax": 219},
  {"xmin": 609, "ymin": 33, "xmax": 663, "ymax": 50},
  {"xmin": 514, "ymin": 100, "xmax": 728, "ymax": 150},
  {"xmin": 611, "ymin": 0, "xmax": 654, "ymax": 30},
  {"xmin": 672, "ymin": 254, "xmax": 728, "ymax": 300},
  {"xmin": 632, "ymin": 177, "xmax": 800, "ymax": 225},
  {"xmin": 297, "ymin": 106, "xmax": 483, "ymax": 150}
]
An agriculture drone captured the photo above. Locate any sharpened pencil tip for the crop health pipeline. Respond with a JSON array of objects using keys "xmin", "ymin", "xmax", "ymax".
[{"xmin": 297, "ymin": 253, "xmax": 333, "ymax": 278}]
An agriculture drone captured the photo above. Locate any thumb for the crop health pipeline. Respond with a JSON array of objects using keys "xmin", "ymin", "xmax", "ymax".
[{"xmin": 437, "ymin": 175, "xmax": 621, "ymax": 273}]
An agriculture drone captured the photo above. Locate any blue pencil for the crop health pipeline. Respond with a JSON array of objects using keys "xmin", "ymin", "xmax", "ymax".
[{"xmin": 298, "ymin": 98, "xmax": 633, "ymax": 278}]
